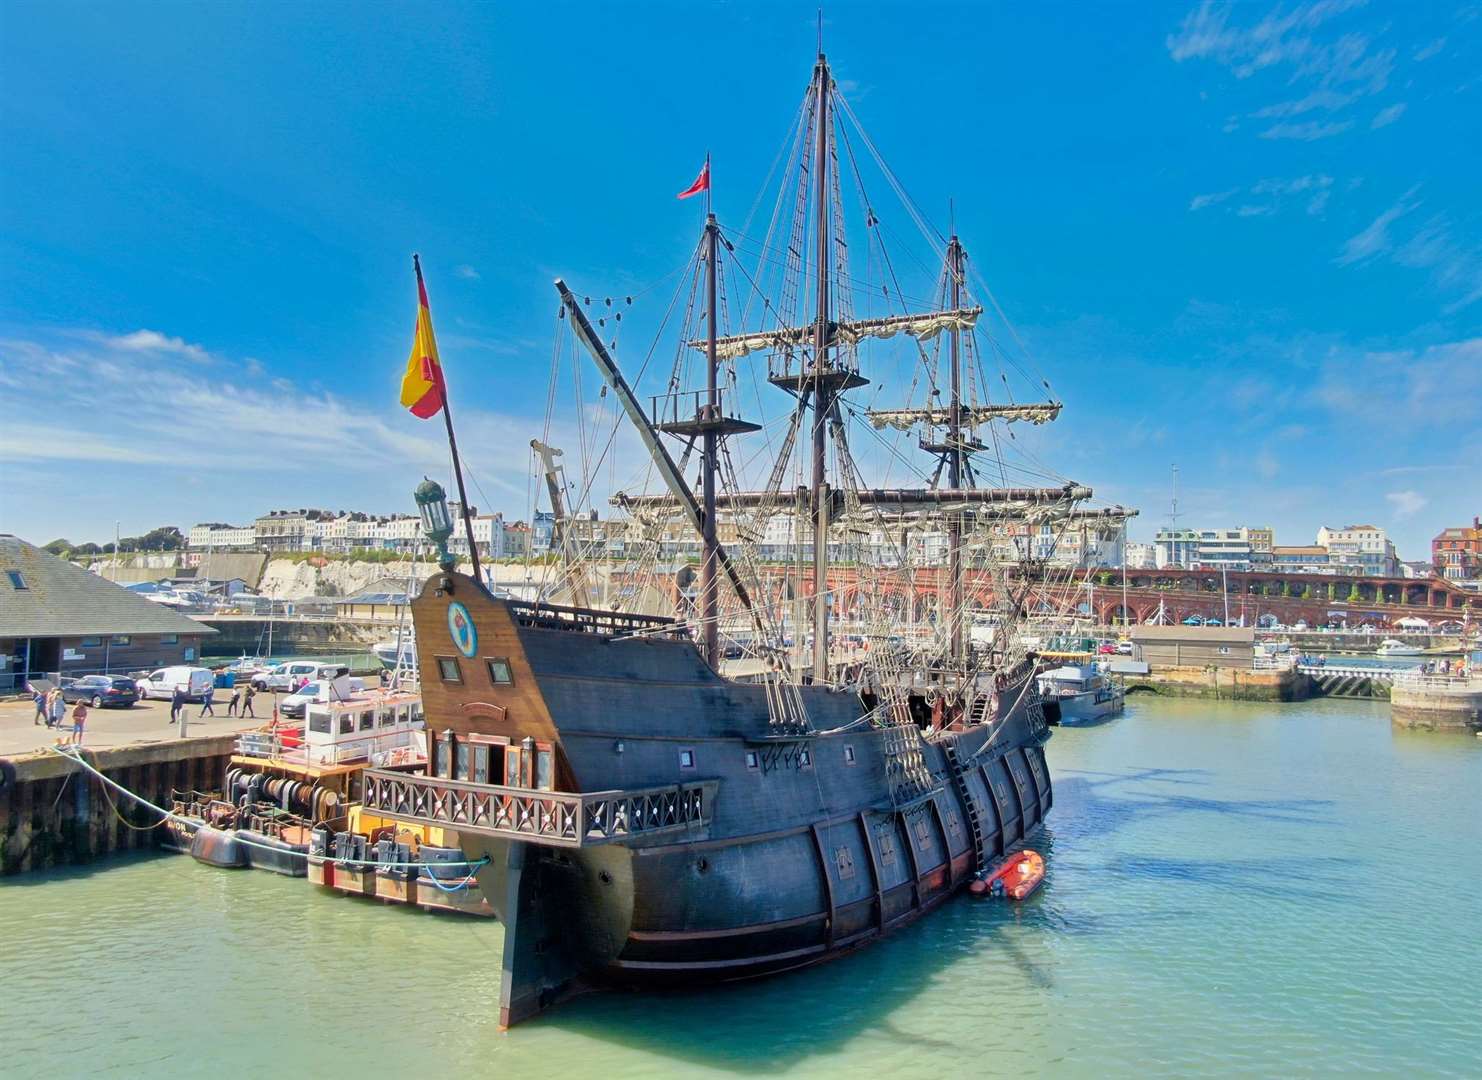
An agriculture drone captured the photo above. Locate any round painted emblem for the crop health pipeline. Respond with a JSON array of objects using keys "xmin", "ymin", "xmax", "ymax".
[{"xmin": 447, "ymin": 601, "xmax": 478, "ymax": 658}]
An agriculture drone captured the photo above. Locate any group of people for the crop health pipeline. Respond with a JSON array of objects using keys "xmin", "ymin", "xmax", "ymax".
[
  {"xmin": 168, "ymin": 677, "xmax": 257, "ymax": 723},
  {"xmin": 29, "ymin": 685, "xmax": 88, "ymax": 745}
]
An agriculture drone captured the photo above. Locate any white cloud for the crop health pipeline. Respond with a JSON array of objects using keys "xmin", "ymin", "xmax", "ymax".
[
  {"xmin": 84, "ymin": 328, "xmax": 213, "ymax": 363},
  {"xmin": 1258, "ymin": 119, "xmax": 1355, "ymax": 140},
  {"xmin": 454, "ymin": 265, "xmax": 481, "ymax": 280},
  {"xmin": 1370, "ymin": 103, "xmax": 1406, "ymax": 128},
  {"xmin": 1385, "ymin": 490, "xmax": 1427, "ymax": 518},
  {"xmin": 1190, "ymin": 189, "xmax": 1237, "ymax": 211},
  {"xmin": 1412, "ymin": 38, "xmax": 1446, "ymax": 62},
  {"xmin": 1334, "ymin": 186, "xmax": 1421, "ymax": 265}
]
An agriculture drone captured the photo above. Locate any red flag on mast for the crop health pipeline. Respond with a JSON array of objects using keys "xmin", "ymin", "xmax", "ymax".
[{"xmin": 677, "ymin": 159, "xmax": 710, "ymax": 200}]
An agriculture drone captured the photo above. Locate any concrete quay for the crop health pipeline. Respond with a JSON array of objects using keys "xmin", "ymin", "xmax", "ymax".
[
  {"xmin": 1122, "ymin": 665, "xmax": 1312, "ymax": 702},
  {"xmin": 0, "ymin": 695, "xmax": 290, "ymax": 875},
  {"xmin": 1390, "ymin": 679, "xmax": 1482, "ymax": 732}
]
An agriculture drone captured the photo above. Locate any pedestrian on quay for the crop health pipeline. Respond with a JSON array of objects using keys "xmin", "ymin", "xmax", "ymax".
[
  {"xmin": 200, "ymin": 684, "xmax": 216, "ymax": 718},
  {"xmin": 49, "ymin": 688, "xmax": 67, "ymax": 730},
  {"xmin": 30, "ymin": 683, "xmax": 47, "ymax": 725},
  {"xmin": 68, "ymin": 701, "xmax": 88, "ymax": 746},
  {"xmin": 228, "ymin": 681, "xmax": 244, "ymax": 717},
  {"xmin": 242, "ymin": 683, "xmax": 257, "ymax": 719},
  {"xmin": 170, "ymin": 685, "xmax": 185, "ymax": 725}
]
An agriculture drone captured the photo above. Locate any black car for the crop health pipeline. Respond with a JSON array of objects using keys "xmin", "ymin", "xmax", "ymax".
[{"xmin": 61, "ymin": 675, "xmax": 140, "ymax": 708}]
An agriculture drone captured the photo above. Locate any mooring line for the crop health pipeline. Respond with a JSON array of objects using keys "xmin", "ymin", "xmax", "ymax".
[{"xmin": 43, "ymin": 745, "xmax": 490, "ymax": 880}]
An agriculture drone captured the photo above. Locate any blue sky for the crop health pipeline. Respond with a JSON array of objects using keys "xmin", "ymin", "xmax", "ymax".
[{"xmin": 1, "ymin": 1, "xmax": 1478, "ymax": 560}]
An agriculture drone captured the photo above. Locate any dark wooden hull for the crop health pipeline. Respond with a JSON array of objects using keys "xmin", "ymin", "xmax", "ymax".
[{"xmin": 401, "ymin": 574, "xmax": 1053, "ymax": 1025}]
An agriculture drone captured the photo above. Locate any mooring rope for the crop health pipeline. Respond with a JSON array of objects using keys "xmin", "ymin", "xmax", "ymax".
[{"xmin": 43, "ymin": 745, "xmax": 491, "ymax": 878}]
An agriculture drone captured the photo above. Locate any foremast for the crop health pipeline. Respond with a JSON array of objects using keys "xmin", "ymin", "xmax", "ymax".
[{"xmin": 809, "ymin": 52, "xmax": 833, "ymax": 683}]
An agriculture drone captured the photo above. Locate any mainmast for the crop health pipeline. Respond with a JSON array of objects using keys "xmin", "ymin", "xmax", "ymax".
[
  {"xmin": 701, "ymin": 211, "xmax": 721, "ymax": 667},
  {"xmin": 947, "ymin": 234, "xmax": 965, "ymax": 663},
  {"xmin": 810, "ymin": 52, "xmax": 832, "ymax": 683}
]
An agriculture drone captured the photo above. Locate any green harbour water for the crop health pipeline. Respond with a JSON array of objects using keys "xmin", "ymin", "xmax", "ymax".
[{"xmin": 4, "ymin": 696, "xmax": 1479, "ymax": 1078}]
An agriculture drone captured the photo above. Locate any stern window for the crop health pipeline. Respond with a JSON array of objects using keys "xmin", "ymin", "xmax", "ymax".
[
  {"xmin": 843, "ymin": 745, "xmax": 856, "ymax": 765},
  {"xmin": 535, "ymin": 747, "xmax": 552, "ymax": 791},
  {"xmin": 435, "ymin": 736, "xmax": 451, "ymax": 778},
  {"xmin": 679, "ymin": 749, "xmax": 695, "ymax": 769},
  {"xmin": 455, "ymin": 740, "xmax": 470, "ymax": 779},
  {"xmin": 745, "ymin": 751, "xmax": 759, "ymax": 770},
  {"xmin": 436, "ymin": 657, "xmax": 462, "ymax": 683},
  {"xmin": 486, "ymin": 658, "xmax": 513, "ymax": 685}
]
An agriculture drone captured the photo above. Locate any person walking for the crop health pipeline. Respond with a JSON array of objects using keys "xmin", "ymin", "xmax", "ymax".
[
  {"xmin": 228, "ymin": 682, "xmax": 244, "ymax": 717},
  {"xmin": 170, "ymin": 685, "xmax": 185, "ymax": 725},
  {"xmin": 242, "ymin": 683, "xmax": 257, "ymax": 719},
  {"xmin": 31, "ymin": 684, "xmax": 47, "ymax": 725},
  {"xmin": 48, "ymin": 688, "xmax": 67, "ymax": 730},
  {"xmin": 68, "ymin": 701, "xmax": 88, "ymax": 746},
  {"xmin": 200, "ymin": 684, "xmax": 216, "ymax": 718}
]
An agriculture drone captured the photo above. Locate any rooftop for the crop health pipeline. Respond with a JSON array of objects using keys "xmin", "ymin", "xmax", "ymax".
[{"xmin": 0, "ymin": 536, "xmax": 215, "ymax": 639}]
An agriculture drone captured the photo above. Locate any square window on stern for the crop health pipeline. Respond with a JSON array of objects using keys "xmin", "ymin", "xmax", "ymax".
[
  {"xmin": 486, "ymin": 658, "xmax": 513, "ymax": 685},
  {"xmin": 437, "ymin": 657, "xmax": 462, "ymax": 683},
  {"xmin": 679, "ymin": 749, "xmax": 695, "ymax": 769}
]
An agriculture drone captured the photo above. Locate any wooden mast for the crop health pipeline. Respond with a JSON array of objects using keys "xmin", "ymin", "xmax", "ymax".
[
  {"xmin": 702, "ymin": 208, "xmax": 721, "ymax": 668},
  {"xmin": 811, "ymin": 52, "xmax": 832, "ymax": 683},
  {"xmin": 947, "ymin": 235, "xmax": 965, "ymax": 663}
]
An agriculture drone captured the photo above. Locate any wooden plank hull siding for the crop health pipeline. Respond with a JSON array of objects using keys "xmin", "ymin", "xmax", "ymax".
[
  {"xmin": 405, "ymin": 572, "xmax": 1053, "ymax": 1025},
  {"xmin": 0, "ymin": 736, "xmax": 238, "ymax": 875}
]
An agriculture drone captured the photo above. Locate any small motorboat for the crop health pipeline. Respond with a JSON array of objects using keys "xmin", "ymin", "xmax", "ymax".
[
  {"xmin": 970, "ymin": 849, "xmax": 1045, "ymax": 900},
  {"xmin": 1377, "ymin": 638, "xmax": 1423, "ymax": 656}
]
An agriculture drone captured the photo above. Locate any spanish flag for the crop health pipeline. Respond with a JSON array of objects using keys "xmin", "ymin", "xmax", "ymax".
[{"xmin": 400, "ymin": 257, "xmax": 445, "ymax": 419}]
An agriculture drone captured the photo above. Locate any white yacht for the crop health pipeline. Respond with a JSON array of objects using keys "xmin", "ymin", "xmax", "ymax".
[
  {"xmin": 1377, "ymin": 638, "xmax": 1423, "ymax": 657},
  {"xmin": 372, "ymin": 630, "xmax": 418, "ymax": 672},
  {"xmin": 1037, "ymin": 662, "xmax": 1125, "ymax": 725}
]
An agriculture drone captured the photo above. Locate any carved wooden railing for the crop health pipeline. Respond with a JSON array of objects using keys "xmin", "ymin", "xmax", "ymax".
[{"xmin": 360, "ymin": 769, "xmax": 716, "ymax": 848}]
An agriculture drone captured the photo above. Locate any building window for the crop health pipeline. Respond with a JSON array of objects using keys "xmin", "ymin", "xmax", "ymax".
[
  {"xmin": 437, "ymin": 656, "xmax": 462, "ymax": 683},
  {"xmin": 486, "ymin": 658, "xmax": 513, "ymax": 685},
  {"xmin": 843, "ymin": 745, "xmax": 856, "ymax": 765},
  {"xmin": 7, "ymin": 571, "xmax": 26, "ymax": 589},
  {"xmin": 679, "ymin": 749, "xmax": 695, "ymax": 769},
  {"xmin": 80, "ymin": 637, "xmax": 102, "ymax": 648},
  {"xmin": 160, "ymin": 634, "xmax": 178, "ymax": 645},
  {"xmin": 111, "ymin": 635, "xmax": 130, "ymax": 646},
  {"xmin": 745, "ymin": 751, "xmax": 759, "ymax": 770}
]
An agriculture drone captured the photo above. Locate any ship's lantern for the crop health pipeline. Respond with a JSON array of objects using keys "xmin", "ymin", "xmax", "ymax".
[{"xmin": 414, "ymin": 477, "xmax": 455, "ymax": 568}]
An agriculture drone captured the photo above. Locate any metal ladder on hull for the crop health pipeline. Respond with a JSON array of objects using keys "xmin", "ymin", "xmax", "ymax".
[{"xmin": 942, "ymin": 739, "xmax": 987, "ymax": 874}]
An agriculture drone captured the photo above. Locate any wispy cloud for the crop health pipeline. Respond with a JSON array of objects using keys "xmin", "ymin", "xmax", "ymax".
[
  {"xmin": 1370, "ymin": 102, "xmax": 1406, "ymax": 128},
  {"xmin": 1258, "ymin": 119, "xmax": 1354, "ymax": 141},
  {"xmin": 1334, "ymin": 188, "xmax": 1482, "ymax": 308},
  {"xmin": 1385, "ymin": 490, "xmax": 1427, "ymax": 518},
  {"xmin": 1334, "ymin": 185, "xmax": 1421, "ymax": 265},
  {"xmin": 80, "ymin": 328, "xmax": 214, "ymax": 363},
  {"xmin": 1190, "ymin": 188, "xmax": 1237, "ymax": 211},
  {"xmin": 454, "ymin": 264, "xmax": 480, "ymax": 280},
  {"xmin": 1412, "ymin": 38, "xmax": 1446, "ymax": 62},
  {"xmin": 1168, "ymin": 1, "xmax": 1403, "ymax": 140},
  {"xmin": 1191, "ymin": 175, "xmax": 1335, "ymax": 217}
]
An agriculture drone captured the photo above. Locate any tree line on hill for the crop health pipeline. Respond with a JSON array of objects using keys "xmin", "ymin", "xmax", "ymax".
[{"xmin": 43, "ymin": 526, "xmax": 185, "ymax": 558}]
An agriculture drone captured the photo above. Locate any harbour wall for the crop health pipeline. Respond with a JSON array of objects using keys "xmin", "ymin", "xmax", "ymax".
[
  {"xmin": 1123, "ymin": 666, "xmax": 1313, "ymax": 702},
  {"xmin": 0, "ymin": 737, "xmax": 236, "ymax": 876},
  {"xmin": 1390, "ymin": 683, "xmax": 1482, "ymax": 732}
]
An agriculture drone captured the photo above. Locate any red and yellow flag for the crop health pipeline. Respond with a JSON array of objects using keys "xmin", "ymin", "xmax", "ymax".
[{"xmin": 400, "ymin": 264, "xmax": 445, "ymax": 419}]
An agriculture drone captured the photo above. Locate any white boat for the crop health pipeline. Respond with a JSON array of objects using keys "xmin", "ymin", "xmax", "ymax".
[
  {"xmin": 372, "ymin": 632, "xmax": 418, "ymax": 672},
  {"xmin": 1377, "ymin": 638, "xmax": 1423, "ymax": 657},
  {"xmin": 1037, "ymin": 662, "xmax": 1125, "ymax": 725}
]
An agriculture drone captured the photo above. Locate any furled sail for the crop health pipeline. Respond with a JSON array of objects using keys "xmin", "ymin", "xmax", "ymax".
[
  {"xmin": 866, "ymin": 402, "xmax": 1063, "ymax": 431},
  {"xmin": 692, "ymin": 307, "xmax": 984, "ymax": 361}
]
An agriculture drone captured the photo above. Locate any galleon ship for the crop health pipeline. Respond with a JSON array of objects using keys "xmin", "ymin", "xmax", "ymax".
[{"xmin": 360, "ymin": 45, "xmax": 1131, "ymax": 1026}]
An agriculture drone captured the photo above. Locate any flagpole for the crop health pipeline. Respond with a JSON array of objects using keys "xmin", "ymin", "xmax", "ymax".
[{"xmin": 414, "ymin": 253, "xmax": 483, "ymax": 586}]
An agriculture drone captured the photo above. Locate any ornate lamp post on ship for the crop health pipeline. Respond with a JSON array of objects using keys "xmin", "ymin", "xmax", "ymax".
[{"xmin": 414, "ymin": 477, "xmax": 456, "ymax": 572}]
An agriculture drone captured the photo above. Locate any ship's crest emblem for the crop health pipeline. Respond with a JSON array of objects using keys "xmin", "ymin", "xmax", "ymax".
[{"xmin": 447, "ymin": 601, "xmax": 478, "ymax": 658}]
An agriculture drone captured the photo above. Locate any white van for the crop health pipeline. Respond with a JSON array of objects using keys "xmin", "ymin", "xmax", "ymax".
[
  {"xmin": 137, "ymin": 666, "xmax": 215, "ymax": 702},
  {"xmin": 254, "ymin": 661, "xmax": 352, "ymax": 693}
]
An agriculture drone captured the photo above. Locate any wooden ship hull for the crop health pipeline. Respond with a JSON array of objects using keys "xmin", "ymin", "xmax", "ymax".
[{"xmin": 363, "ymin": 571, "xmax": 1053, "ymax": 1025}]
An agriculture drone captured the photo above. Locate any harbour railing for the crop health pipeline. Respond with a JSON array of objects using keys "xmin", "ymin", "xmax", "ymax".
[{"xmin": 360, "ymin": 769, "xmax": 717, "ymax": 847}]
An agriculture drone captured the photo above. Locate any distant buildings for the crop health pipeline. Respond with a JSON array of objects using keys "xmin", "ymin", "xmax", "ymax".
[
  {"xmin": 1432, "ymin": 517, "xmax": 1482, "ymax": 582},
  {"xmin": 1315, "ymin": 524, "xmax": 1398, "ymax": 577},
  {"xmin": 1153, "ymin": 527, "xmax": 1268, "ymax": 572}
]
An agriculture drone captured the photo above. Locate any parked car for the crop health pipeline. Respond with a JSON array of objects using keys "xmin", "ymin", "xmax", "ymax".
[
  {"xmin": 278, "ymin": 676, "xmax": 367, "ymax": 719},
  {"xmin": 61, "ymin": 675, "xmax": 140, "ymax": 708},
  {"xmin": 1115, "ymin": 640, "xmax": 1134, "ymax": 655},
  {"xmin": 136, "ymin": 666, "xmax": 215, "ymax": 702},
  {"xmin": 254, "ymin": 661, "xmax": 351, "ymax": 693}
]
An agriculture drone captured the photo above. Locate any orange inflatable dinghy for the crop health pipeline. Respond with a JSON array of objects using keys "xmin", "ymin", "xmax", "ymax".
[{"xmin": 969, "ymin": 849, "xmax": 1045, "ymax": 900}]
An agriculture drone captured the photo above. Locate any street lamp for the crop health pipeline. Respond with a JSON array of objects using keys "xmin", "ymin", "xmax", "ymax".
[{"xmin": 414, "ymin": 477, "xmax": 455, "ymax": 570}]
